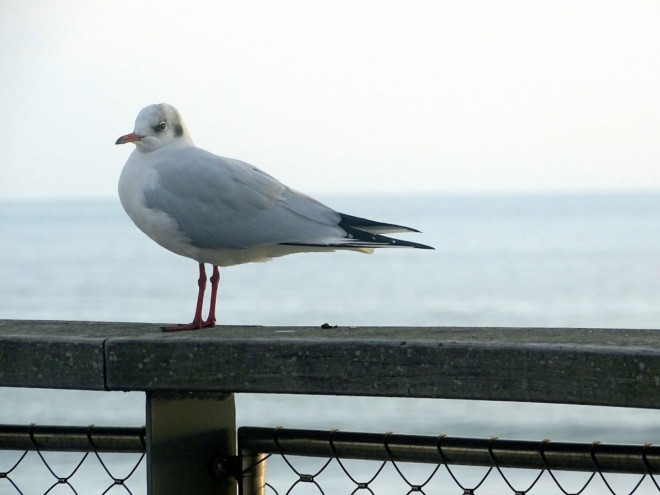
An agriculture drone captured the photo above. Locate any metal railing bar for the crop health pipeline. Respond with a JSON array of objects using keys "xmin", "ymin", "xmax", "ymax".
[
  {"xmin": 238, "ymin": 427, "xmax": 660, "ymax": 475},
  {"xmin": 0, "ymin": 424, "xmax": 146, "ymax": 453}
]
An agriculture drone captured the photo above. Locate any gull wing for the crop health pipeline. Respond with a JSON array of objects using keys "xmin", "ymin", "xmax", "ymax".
[{"xmin": 142, "ymin": 147, "xmax": 346, "ymax": 249}]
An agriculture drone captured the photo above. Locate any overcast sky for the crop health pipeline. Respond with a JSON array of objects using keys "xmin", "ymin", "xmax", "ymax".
[{"xmin": 2, "ymin": 1, "xmax": 660, "ymax": 200}]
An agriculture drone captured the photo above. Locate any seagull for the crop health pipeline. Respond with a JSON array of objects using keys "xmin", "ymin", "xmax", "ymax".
[{"xmin": 116, "ymin": 103, "xmax": 433, "ymax": 331}]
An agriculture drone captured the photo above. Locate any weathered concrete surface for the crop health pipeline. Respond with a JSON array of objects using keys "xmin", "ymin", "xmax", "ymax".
[{"xmin": 1, "ymin": 319, "xmax": 660, "ymax": 408}]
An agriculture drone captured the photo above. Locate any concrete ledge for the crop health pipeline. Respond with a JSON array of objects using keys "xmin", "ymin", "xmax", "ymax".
[{"xmin": 1, "ymin": 320, "xmax": 659, "ymax": 408}]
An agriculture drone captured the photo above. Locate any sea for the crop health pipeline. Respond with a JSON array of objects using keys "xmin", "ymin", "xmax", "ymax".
[{"xmin": 1, "ymin": 192, "xmax": 660, "ymax": 494}]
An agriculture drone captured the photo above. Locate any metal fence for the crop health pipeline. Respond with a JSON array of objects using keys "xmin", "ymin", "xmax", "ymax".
[
  {"xmin": 0, "ymin": 425, "xmax": 146, "ymax": 494},
  {"xmin": 235, "ymin": 427, "xmax": 660, "ymax": 495},
  {"xmin": 3, "ymin": 423, "xmax": 659, "ymax": 495}
]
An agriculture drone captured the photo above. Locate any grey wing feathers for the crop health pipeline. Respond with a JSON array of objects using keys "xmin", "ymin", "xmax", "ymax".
[{"xmin": 143, "ymin": 148, "xmax": 345, "ymax": 249}]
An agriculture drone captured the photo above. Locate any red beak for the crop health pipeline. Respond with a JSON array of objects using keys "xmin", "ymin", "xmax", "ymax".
[{"xmin": 115, "ymin": 132, "xmax": 142, "ymax": 145}]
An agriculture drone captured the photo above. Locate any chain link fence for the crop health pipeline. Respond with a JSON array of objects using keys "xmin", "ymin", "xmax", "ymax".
[
  {"xmin": 2, "ymin": 424, "xmax": 660, "ymax": 494},
  {"xmin": 236, "ymin": 427, "xmax": 660, "ymax": 495},
  {"xmin": 0, "ymin": 424, "xmax": 146, "ymax": 495}
]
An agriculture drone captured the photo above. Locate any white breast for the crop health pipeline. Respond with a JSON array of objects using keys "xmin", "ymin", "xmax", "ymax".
[{"xmin": 118, "ymin": 150, "xmax": 201, "ymax": 261}]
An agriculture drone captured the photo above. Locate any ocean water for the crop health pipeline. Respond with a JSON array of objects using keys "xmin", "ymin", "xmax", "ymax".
[{"xmin": 1, "ymin": 193, "xmax": 660, "ymax": 494}]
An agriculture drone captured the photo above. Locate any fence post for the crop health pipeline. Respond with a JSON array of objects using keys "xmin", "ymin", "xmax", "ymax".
[
  {"xmin": 240, "ymin": 453, "xmax": 267, "ymax": 495},
  {"xmin": 146, "ymin": 391, "xmax": 237, "ymax": 495}
]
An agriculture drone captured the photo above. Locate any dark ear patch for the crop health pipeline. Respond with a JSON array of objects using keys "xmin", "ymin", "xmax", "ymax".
[{"xmin": 174, "ymin": 124, "xmax": 183, "ymax": 137}]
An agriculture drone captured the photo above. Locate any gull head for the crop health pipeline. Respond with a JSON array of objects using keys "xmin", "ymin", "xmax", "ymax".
[{"xmin": 115, "ymin": 103, "xmax": 192, "ymax": 151}]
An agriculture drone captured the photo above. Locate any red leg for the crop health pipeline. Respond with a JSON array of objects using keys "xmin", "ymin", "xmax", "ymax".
[
  {"xmin": 162, "ymin": 263, "xmax": 207, "ymax": 332},
  {"xmin": 203, "ymin": 265, "xmax": 220, "ymax": 327}
]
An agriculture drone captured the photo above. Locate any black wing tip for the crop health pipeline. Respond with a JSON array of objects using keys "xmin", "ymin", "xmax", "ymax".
[
  {"xmin": 373, "ymin": 236, "xmax": 434, "ymax": 249},
  {"xmin": 279, "ymin": 226, "xmax": 434, "ymax": 250},
  {"xmin": 339, "ymin": 213, "xmax": 420, "ymax": 233},
  {"xmin": 280, "ymin": 241, "xmax": 434, "ymax": 250},
  {"xmin": 339, "ymin": 216, "xmax": 433, "ymax": 249},
  {"xmin": 278, "ymin": 212, "xmax": 434, "ymax": 250}
]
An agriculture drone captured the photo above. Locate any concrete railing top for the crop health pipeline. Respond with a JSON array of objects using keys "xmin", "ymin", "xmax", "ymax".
[{"xmin": 1, "ymin": 319, "xmax": 659, "ymax": 408}]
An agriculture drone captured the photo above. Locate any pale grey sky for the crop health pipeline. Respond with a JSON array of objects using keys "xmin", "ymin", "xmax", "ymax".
[{"xmin": 2, "ymin": 0, "xmax": 660, "ymax": 200}]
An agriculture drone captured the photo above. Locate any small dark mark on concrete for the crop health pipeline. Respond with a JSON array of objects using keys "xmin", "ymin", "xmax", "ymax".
[{"xmin": 321, "ymin": 323, "xmax": 337, "ymax": 329}]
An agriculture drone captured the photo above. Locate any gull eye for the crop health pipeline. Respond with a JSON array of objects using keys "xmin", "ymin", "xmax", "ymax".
[{"xmin": 154, "ymin": 121, "xmax": 168, "ymax": 132}]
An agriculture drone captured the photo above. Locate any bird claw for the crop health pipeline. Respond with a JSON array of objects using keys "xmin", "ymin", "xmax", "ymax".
[{"xmin": 161, "ymin": 319, "xmax": 215, "ymax": 332}]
